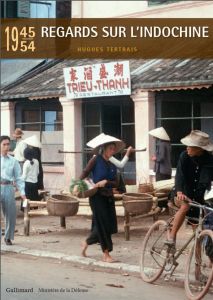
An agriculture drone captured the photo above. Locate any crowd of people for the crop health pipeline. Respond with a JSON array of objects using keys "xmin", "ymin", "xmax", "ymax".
[{"xmin": 1, "ymin": 127, "xmax": 213, "ymax": 265}]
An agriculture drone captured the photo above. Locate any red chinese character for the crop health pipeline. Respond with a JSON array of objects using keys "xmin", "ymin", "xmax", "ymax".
[
  {"xmin": 99, "ymin": 64, "xmax": 108, "ymax": 79},
  {"xmin": 114, "ymin": 63, "xmax": 123, "ymax": 76},
  {"xmin": 69, "ymin": 68, "xmax": 78, "ymax": 82},
  {"xmin": 84, "ymin": 67, "xmax": 93, "ymax": 80}
]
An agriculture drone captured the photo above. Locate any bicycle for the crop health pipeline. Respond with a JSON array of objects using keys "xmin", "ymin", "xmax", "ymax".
[{"xmin": 140, "ymin": 200, "xmax": 213, "ymax": 300}]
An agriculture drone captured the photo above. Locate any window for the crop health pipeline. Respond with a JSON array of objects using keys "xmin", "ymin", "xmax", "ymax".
[
  {"xmin": 1, "ymin": 1, "xmax": 71, "ymax": 19},
  {"xmin": 156, "ymin": 89, "xmax": 213, "ymax": 167},
  {"xmin": 1, "ymin": 0, "xmax": 17, "ymax": 18},
  {"xmin": 30, "ymin": 0, "xmax": 71, "ymax": 18},
  {"xmin": 56, "ymin": 0, "xmax": 71, "ymax": 18},
  {"xmin": 83, "ymin": 97, "xmax": 136, "ymax": 183},
  {"xmin": 15, "ymin": 99, "xmax": 63, "ymax": 164},
  {"xmin": 16, "ymin": 99, "xmax": 63, "ymax": 132},
  {"xmin": 30, "ymin": 0, "xmax": 56, "ymax": 18},
  {"xmin": 148, "ymin": 0, "xmax": 182, "ymax": 6}
]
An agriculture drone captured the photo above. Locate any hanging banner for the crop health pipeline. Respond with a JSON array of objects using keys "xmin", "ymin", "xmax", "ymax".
[{"xmin": 63, "ymin": 61, "xmax": 131, "ymax": 99}]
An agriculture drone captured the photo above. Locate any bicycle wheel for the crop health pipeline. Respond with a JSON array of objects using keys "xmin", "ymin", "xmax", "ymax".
[
  {"xmin": 140, "ymin": 220, "xmax": 169, "ymax": 283},
  {"xmin": 185, "ymin": 229, "xmax": 213, "ymax": 300}
]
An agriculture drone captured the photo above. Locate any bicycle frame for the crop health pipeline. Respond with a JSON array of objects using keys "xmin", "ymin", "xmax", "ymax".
[
  {"xmin": 174, "ymin": 205, "xmax": 203, "ymax": 262},
  {"xmin": 164, "ymin": 202, "xmax": 213, "ymax": 279}
]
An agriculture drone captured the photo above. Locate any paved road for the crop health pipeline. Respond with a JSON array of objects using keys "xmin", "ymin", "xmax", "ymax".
[{"xmin": 1, "ymin": 253, "xmax": 212, "ymax": 300}]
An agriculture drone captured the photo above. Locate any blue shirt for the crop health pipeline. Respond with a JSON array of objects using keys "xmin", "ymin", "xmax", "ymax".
[
  {"xmin": 92, "ymin": 155, "xmax": 117, "ymax": 188},
  {"xmin": 1, "ymin": 154, "xmax": 25, "ymax": 195}
]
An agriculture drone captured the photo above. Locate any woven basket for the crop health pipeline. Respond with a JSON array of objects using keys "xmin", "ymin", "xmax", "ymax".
[
  {"xmin": 138, "ymin": 183, "xmax": 154, "ymax": 194},
  {"xmin": 122, "ymin": 193, "xmax": 153, "ymax": 214},
  {"xmin": 77, "ymin": 187, "xmax": 98, "ymax": 198},
  {"xmin": 47, "ymin": 194, "xmax": 79, "ymax": 216}
]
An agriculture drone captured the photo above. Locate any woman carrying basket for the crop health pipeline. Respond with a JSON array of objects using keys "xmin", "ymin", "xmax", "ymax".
[{"xmin": 80, "ymin": 133, "xmax": 125, "ymax": 263}]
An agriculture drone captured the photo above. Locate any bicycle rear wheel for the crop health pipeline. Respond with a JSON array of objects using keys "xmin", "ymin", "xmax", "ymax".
[
  {"xmin": 185, "ymin": 229, "xmax": 213, "ymax": 300},
  {"xmin": 140, "ymin": 220, "xmax": 169, "ymax": 283}
]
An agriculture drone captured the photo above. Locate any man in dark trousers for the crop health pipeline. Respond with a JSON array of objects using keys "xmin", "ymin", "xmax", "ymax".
[{"xmin": 166, "ymin": 130, "xmax": 213, "ymax": 245}]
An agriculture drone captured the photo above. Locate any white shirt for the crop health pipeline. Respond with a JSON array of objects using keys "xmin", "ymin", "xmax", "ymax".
[
  {"xmin": 1, "ymin": 154, "xmax": 25, "ymax": 195},
  {"xmin": 109, "ymin": 155, "xmax": 129, "ymax": 169},
  {"xmin": 14, "ymin": 139, "xmax": 27, "ymax": 162},
  {"xmin": 22, "ymin": 159, "xmax": 39, "ymax": 183}
]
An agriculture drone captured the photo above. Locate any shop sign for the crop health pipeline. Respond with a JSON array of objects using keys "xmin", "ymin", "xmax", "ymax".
[{"xmin": 63, "ymin": 61, "xmax": 131, "ymax": 99}]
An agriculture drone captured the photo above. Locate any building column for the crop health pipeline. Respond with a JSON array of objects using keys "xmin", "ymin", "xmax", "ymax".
[
  {"xmin": 1, "ymin": 101, "xmax": 15, "ymax": 136},
  {"xmin": 59, "ymin": 97, "xmax": 82, "ymax": 189},
  {"xmin": 131, "ymin": 91, "xmax": 155, "ymax": 184}
]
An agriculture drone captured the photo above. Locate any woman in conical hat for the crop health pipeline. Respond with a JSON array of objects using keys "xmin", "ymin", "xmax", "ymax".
[
  {"xmin": 80, "ymin": 133, "xmax": 125, "ymax": 263},
  {"xmin": 149, "ymin": 127, "xmax": 172, "ymax": 182},
  {"xmin": 87, "ymin": 133, "xmax": 133, "ymax": 169},
  {"xmin": 24, "ymin": 135, "xmax": 44, "ymax": 190}
]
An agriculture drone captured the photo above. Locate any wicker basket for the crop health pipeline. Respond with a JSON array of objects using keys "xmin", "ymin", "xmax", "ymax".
[
  {"xmin": 138, "ymin": 183, "xmax": 154, "ymax": 194},
  {"xmin": 122, "ymin": 193, "xmax": 153, "ymax": 214},
  {"xmin": 76, "ymin": 187, "xmax": 98, "ymax": 198},
  {"xmin": 47, "ymin": 194, "xmax": 79, "ymax": 216}
]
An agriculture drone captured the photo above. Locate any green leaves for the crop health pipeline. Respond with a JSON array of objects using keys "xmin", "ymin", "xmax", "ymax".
[{"xmin": 70, "ymin": 179, "xmax": 88, "ymax": 193}]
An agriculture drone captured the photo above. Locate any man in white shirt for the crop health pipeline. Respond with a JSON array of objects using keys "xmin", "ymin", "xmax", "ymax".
[
  {"xmin": 1, "ymin": 135, "xmax": 26, "ymax": 245},
  {"xmin": 13, "ymin": 128, "xmax": 26, "ymax": 167}
]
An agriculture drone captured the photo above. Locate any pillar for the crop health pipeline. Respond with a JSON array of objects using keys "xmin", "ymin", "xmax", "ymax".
[
  {"xmin": 131, "ymin": 91, "xmax": 155, "ymax": 185},
  {"xmin": 59, "ymin": 97, "xmax": 82, "ymax": 190},
  {"xmin": 1, "ymin": 101, "xmax": 15, "ymax": 136}
]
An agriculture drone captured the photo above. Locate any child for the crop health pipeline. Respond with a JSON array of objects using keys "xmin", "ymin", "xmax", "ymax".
[{"xmin": 22, "ymin": 147, "xmax": 40, "ymax": 201}]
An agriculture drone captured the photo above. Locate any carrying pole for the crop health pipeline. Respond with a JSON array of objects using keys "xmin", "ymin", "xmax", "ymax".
[{"xmin": 58, "ymin": 148, "xmax": 146, "ymax": 154}]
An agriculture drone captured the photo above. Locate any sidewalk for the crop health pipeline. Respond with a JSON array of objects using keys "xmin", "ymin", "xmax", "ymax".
[{"xmin": 1, "ymin": 211, "xmax": 193, "ymax": 278}]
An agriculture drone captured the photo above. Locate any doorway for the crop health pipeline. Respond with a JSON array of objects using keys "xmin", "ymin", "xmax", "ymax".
[
  {"xmin": 102, "ymin": 104, "xmax": 121, "ymax": 138},
  {"xmin": 82, "ymin": 96, "xmax": 136, "ymax": 183}
]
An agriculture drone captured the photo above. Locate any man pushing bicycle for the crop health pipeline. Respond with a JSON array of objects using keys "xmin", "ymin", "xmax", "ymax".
[{"xmin": 166, "ymin": 130, "xmax": 213, "ymax": 247}]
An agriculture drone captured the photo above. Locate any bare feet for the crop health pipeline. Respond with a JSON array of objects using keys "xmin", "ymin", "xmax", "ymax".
[
  {"xmin": 81, "ymin": 241, "xmax": 88, "ymax": 257},
  {"xmin": 103, "ymin": 251, "xmax": 116, "ymax": 263},
  {"xmin": 103, "ymin": 256, "xmax": 115, "ymax": 263}
]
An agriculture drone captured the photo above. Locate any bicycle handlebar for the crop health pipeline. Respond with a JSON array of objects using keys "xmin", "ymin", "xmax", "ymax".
[{"xmin": 188, "ymin": 200, "xmax": 213, "ymax": 212}]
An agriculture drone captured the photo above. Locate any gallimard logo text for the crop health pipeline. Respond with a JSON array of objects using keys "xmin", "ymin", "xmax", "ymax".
[
  {"xmin": 6, "ymin": 287, "xmax": 89, "ymax": 293},
  {"xmin": 41, "ymin": 25, "xmax": 209, "ymax": 38},
  {"xmin": 6, "ymin": 288, "xmax": 34, "ymax": 293}
]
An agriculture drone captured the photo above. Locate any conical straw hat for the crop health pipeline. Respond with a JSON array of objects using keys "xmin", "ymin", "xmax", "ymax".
[
  {"xmin": 87, "ymin": 133, "xmax": 125, "ymax": 154},
  {"xmin": 149, "ymin": 127, "xmax": 170, "ymax": 141},
  {"xmin": 24, "ymin": 135, "xmax": 42, "ymax": 148}
]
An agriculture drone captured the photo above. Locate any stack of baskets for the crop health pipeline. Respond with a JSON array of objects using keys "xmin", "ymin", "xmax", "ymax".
[
  {"xmin": 138, "ymin": 183, "xmax": 154, "ymax": 194},
  {"xmin": 138, "ymin": 180, "xmax": 174, "ymax": 198}
]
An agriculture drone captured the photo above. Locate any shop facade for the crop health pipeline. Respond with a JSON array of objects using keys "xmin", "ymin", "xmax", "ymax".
[{"xmin": 1, "ymin": 59, "xmax": 213, "ymax": 193}]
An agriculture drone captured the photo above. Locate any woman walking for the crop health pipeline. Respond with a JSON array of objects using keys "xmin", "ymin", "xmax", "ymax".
[
  {"xmin": 22, "ymin": 147, "xmax": 40, "ymax": 201},
  {"xmin": 80, "ymin": 133, "xmax": 125, "ymax": 263}
]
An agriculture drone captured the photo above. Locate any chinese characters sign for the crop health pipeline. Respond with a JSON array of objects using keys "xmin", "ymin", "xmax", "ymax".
[{"xmin": 63, "ymin": 61, "xmax": 131, "ymax": 99}]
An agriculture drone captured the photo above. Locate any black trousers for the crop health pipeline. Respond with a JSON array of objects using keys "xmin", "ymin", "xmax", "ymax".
[
  {"xmin": 25, "ymin": 182, "xmax": 39, "ymax": 200},
  {"xmin": 21, "ymin": 182, "xmax": 40, "ymax": 211},
  {"xmin": 86, "ymin": 193, "xmax": 117, "ymax": 252}
]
